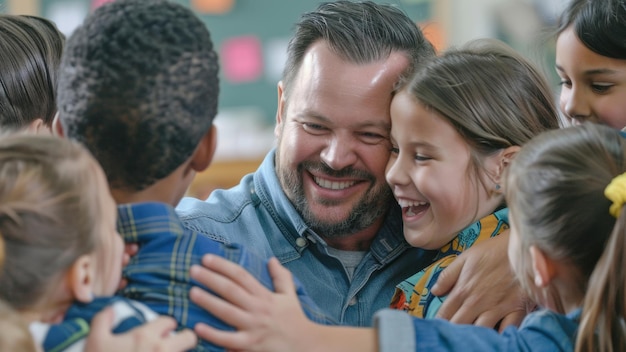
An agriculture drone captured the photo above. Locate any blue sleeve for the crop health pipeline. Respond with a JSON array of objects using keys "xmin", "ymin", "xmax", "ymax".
[
  {"xmin": 374, "ymin": 309, "xmax": 575, "ymax": 352},
  {"xmin": 41, "ymin": 297, "xmax": 152, "ymax": 352},
  {"xmin": 39, "ymin": 318, "xmax": 90, "ymax": 352}
]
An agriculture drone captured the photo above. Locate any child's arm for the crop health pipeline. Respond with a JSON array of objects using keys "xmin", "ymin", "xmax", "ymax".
[
  {"xmin": 189, "ymin": 255, "xmax": 574, "ymax": 352},
  {"xmin": 189, "ymin": 255, "xmax": 377, "ymax": 352}
]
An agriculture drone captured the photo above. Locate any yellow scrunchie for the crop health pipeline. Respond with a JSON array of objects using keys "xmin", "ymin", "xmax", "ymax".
[{"xmin": 604, "ymin": 172, "xmax": 626, "ymax": 218}]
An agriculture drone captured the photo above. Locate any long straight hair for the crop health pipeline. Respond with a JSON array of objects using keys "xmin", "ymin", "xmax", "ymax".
[{"xmin": 506, "ymin": 123, "xmax": 626, "ymax": 352}]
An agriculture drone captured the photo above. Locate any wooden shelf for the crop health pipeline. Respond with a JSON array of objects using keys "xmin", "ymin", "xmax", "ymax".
[{"xmin": 186, "ymin": 158, "xmax": 263, "ymax": 200}]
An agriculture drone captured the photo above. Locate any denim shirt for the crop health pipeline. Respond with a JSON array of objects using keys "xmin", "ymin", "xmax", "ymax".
[
  {"xmin": 177, "ymin": 149, "xmax": 436, "ymax": 326},
  {"xmin": 375, "ymin": 308, "xmax": 580, "ymax": 351}
]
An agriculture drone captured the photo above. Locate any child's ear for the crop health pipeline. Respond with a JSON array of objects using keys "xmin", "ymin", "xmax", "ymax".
[
  {"xmin": 494, "ymin": 145, "xmax": 521, "ymax": 184},
  {"xmin": 52, "ymin": 112, "xmax": 65, "ymax": 137},
  {"xmin": 190, "ymin": 125, "xmax": 217, "ymax": 173},
  {"xmin": 27, "ymin": 119, "xmax": 46, "ymax": 134},
  {"xmin": 66, "ymin": 254, "xmax": 95, "ymax": 303},
  {"xmin": 529, "ymin": 245, "xmax": 556, "ymax": 288}
]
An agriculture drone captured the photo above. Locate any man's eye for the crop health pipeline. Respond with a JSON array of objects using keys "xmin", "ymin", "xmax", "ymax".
[
  {"xmin": 302, "ymin": 123, "xmax": 326, "ymax": 134},
  {"xmin": 358, "ymin": 131, "xmax": 387, "ymax": 145}
]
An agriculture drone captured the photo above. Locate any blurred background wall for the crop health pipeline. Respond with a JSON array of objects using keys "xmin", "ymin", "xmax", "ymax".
[{"xmin": 0, "ymin": 0, "xmax": 570, "ymax": 197}]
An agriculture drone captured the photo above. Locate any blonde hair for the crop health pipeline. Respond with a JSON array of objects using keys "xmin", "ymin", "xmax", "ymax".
[
  {"xmin": 506, "ymin": 123, "xmax": 626, "ymax": 352},
  {"xmin": 0, "ymin": 299, "xmax": 37, "ymax": 352},
  {"xmin": 0, "ymin": 191, "xmax": 36, "ymax": 352},
  {"xmin": 0, "ymin": 134, "xmax": 102, "ymax": 309}
]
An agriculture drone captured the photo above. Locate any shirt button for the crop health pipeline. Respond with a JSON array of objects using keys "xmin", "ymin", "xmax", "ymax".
[
  {"xmin": 295, "ymin": 237, "xmax": 307, "ymax": 247},
  {"xmin": 348, "ymin": 297, "xmax": 357, "ymax": 306}
]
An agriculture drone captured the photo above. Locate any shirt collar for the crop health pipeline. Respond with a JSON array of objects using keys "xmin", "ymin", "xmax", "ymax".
[{"xmin": 117, "ymin": 202, "xmax": 184, "ymax": 241}]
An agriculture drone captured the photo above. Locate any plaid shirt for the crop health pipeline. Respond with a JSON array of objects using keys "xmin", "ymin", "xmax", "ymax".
[{"xmin": 117, "ymin": 202, "xmax": 331, "ymax": 351}]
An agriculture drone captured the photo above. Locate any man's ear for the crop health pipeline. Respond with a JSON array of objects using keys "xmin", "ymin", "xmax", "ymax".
[
  {"xmin": 275, "ymin": 81, "xmax": 285, "ymax": 138},
  {"xmin": 529, "ymin": 245, "xmax": 556, "ymax": 288},
  {"xmin": 190, "ymin": 125, "xmax": 217, "ymax": 173},
  {"xmin": 52, "ymin": 112, "xmax": 65, "ymax": 137},
  {"xmin": 0, "ymin": 236, "xmax": 4, "ymax": 272},
  {"xmin": 66, "ymin": 254, "xmax": 95, "ymax": 303}
]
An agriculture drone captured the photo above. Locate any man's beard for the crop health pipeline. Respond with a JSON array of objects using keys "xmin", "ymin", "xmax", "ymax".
[{"xmin": 277, "ymin": 158, "xmax": 393, "ymax": 239}]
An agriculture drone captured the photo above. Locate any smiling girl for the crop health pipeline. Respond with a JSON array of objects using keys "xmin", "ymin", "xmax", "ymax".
[
  {"xmin": 555, "ymin": 0, "xmax": 626, "ymax": 129},
  {"xmin": 387, "ymin": 38, "xmax": 560, "ymax": 319}
]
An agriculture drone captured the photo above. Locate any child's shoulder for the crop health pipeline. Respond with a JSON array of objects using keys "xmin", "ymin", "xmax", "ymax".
[{"xmin": 518, "ymin": 308, "xmax": 580, "ymax": 347}]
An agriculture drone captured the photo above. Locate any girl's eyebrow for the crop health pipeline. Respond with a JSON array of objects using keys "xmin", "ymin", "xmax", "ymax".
[
  {"xmin": 583, "ymin": 68, "xmax": 620, "ymax": 75},
  {"xmin": 402, "ymin": 140, "xmax": 436, "ymax": 151},
  {"xmin": 556, "ymin": 64, "xmax": 620, "ymax": 76}
]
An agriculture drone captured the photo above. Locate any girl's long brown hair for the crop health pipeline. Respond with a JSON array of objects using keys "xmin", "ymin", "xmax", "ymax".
[{"xmin": 506, "ymin": 123, "xmax": 626, "ymax": 352}]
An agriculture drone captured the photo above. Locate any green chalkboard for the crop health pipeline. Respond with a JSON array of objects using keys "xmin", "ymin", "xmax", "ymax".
[
  {"xmin": 181, "ymin": 0, "xmax": 433, "ymax": 126},
  {"xmin": 21, "ymin": 0, "xmax": 433, "ymax": 127}
]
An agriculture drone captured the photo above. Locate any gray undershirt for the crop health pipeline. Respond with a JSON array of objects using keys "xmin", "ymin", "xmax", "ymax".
[{"xmin": 326, "ymin": 247, "xmax": 367, "ymax": 282}]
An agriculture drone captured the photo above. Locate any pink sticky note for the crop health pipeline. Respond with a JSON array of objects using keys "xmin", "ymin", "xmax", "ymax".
[
  {"xmin": 192, "ymin": 0, "xmax": 234, "ymax": 14},
  {"xmin": 221, "ymin": 36, "xmax": 263, "ymax": 83},
  {"xmin": 91, "ymin": 0, "xmax": 115, "ymax": 10}
]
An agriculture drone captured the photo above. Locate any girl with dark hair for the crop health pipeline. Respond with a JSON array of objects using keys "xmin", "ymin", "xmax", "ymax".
[
  {"xmin": 0, "ymin": 15, "xmax": 64, "ymax": 132},
  {"xmin": 556, "ymin": 0, "xmax": 626, "ymax": 130}
]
